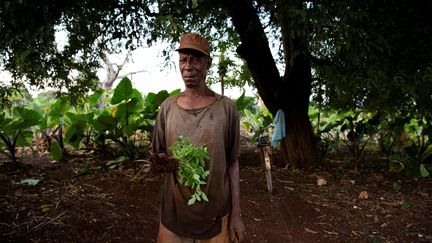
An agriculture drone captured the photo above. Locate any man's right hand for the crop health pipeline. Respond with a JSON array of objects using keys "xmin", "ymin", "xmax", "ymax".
[{"xmin": 149, "ymin": 153, "xmax": 179, "ymax": 174}]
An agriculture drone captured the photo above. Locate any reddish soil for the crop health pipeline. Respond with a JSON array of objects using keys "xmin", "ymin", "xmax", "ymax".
[{"xmin": 0, "ymin": 144, "xmax": 431, "ymax": 243}]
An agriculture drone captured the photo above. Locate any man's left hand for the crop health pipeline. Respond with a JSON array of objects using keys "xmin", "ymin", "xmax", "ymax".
[{"xmin": 229, "ymin": 212, "xmax": 245, "ymax": 242}]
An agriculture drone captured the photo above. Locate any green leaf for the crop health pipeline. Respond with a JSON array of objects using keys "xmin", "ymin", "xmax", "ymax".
[
  {"xmin": 13, "ymin": 107, "xmax": 42, "ymax": 128},
  {"xmin": 389, "ymin": 160, "xmax": 405, "ymax": 172},
  {"xmin": 49, "ymin": 98, "xmax": 69, "ymax": 117},
  {"xmin": 106, "ymin": 156, "xmax": 128, "ymax": 166},
  {"xmin": 74, "ymin": 167, "xmax": 90, "ymax": 177},
  {"xmin": 111, "ymin": 77, "xmax": 133, "ymax": 105},
  {"xmin": 170, "ymin": 89, "xmax": 181, "ymax": 96},
  {"xmin": 16, "ymin": 130, "xmax": 33, "ymax": 147},
  {"xmin": 153, "ymin": 90, "xmax": 169, "ymax": 107},
  {"xmin": 89, "ymin": 89, "xmax": 104, "ymax": 106},
  {"xmin": 419, "ymin": 164, "xmax": 430, "ymax": 177},
  {"xmin": 188, "ymin": 195, "xmax": 197, "ymax": 205},
  {"xmin": 93, "ymin": 111, "xmax": 118, "ymax": 131},
  {"xmin": 64, "ymin": 125, "xmax": 82, "ymax": 148},
  {"xmin": 201, "ymin": 192, "xmax": 209, "ymax": 202}
]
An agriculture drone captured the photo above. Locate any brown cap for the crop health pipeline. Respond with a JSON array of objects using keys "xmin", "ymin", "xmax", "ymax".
[{"xmin": 176, "ymin": 33, "xmax": 210, "ymax": 56}]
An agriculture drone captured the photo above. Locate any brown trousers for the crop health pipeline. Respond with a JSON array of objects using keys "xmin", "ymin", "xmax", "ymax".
[{"xmin": 157, "ymin": 215, "xmax": 232, "ymax": 243}]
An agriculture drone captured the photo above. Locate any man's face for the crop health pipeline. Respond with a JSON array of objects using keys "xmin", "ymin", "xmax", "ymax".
[{"xmin": 178, "ymin": 50, "xmax": 211, "ymax": 88}]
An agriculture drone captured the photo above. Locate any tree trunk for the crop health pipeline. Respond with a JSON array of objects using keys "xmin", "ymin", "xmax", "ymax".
[{"xmin": 222, "ymin": 0, "xmax": 317, "ymax": 167}]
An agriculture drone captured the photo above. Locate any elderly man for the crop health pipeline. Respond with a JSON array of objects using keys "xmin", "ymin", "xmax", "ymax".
[{"xmin": 151, "ymin": 32, "xmax": 245, "ymax": 242}]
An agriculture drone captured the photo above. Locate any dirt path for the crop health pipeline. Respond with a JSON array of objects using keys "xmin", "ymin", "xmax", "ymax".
[{"xmin": 0, "ymin": 150, "xmax": 431, "ymax": 242}]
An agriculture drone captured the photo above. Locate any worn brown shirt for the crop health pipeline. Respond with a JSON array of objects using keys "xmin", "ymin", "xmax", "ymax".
[{"xmin": 152, "ymin": 92, "xmax": 240, "ymax": 239}]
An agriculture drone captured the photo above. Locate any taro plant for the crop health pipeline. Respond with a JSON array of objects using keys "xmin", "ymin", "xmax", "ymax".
[
  {"xmin": 66, "ymin": 82, "xmax": 176, "ymax": 159},
  {"xmin": 88, "ymin": 77, "xmax": 145, "ymax": 160},
  {"xmin": 138, "ymin": 89, "xmax": 180, "ymax": 135},
  {"xmin": 338, "ymin": 111, "xmax": 380, "ymax": 162},
  {"xmin": 106, "ymin": 77, "xmax": 142, "ymax": 159},
  {"xmin": 63, "ymin": 89, "xmax": 105, "ymax": 150},
  {"xmin": 399, "ymin": 117, "xmax": 432, "ymax": 178},
  {"xmin": 310, "ymin": 104, "xmax": 342, "ymax": 156},
  {"xmin": 45, "ymin": 98, "xmax": 71, "ymax": 160},
  {"xmin": 376, "ymin": 115, "xmax": 409, "ymax": 159},
  {"xmin": 0, "ymin": 107, "xmax": 42, "ymax": 162}
]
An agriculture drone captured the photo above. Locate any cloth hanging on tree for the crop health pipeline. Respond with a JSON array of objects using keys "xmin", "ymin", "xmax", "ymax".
[{"xmin": 271, "ymin": 109, "xmax": 286, "ymax": 148}]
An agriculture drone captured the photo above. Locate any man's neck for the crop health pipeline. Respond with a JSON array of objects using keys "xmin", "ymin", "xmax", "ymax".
[
  {"xmin": 178, "ymin": 86, "xmax": 215, "ymax": 110},
  {"xmin": 183, "ymin": 86, "xmax": 211, "ymax": 97}
]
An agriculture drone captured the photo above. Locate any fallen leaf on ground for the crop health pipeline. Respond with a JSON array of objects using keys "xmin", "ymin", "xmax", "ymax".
[
  {"xmin": 358, "ymin": 191, "xmax": 368, "ymax": 199},
  {"xmin": 317, "ymin": 178, "xmax": 327, "ymax": 186},
  {"xmin": 324, "ymin": 229, "xmax": 338, "ymax": 235}
]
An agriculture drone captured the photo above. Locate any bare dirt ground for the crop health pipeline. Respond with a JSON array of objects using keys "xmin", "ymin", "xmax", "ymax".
[{"xmin": 0, "ymin": 143, "xmax": 431, "ymax": 243}]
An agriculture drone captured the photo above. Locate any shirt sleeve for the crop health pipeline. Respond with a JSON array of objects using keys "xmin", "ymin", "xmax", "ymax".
[
  {"xmin": 227, "ymin": 99, "xmax": 240, "ymax": 165},
  {"xmin": 152, "ymin": 102, "xmax": 167, "ymax": 154}
]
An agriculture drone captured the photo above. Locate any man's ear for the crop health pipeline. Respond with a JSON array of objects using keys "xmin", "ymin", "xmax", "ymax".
[{"xmin": 206, "ymin": 57, "xmax": 212, "ymax": 70}]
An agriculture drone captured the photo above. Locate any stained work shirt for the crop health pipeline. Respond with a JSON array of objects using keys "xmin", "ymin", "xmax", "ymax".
[{"xmin": 152, "ymin": 93, "xmax": 240, "ymax": 239}]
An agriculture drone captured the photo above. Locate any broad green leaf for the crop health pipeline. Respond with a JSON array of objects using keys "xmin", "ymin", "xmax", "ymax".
[
  {"xmin": 64, "ymin": 125, "xmax": 83, "ymax": 148},
  {"xmin": 131, "ymin": 89, "xmax": 144, "ymax": 105},
  {"xmin": 421, "ymin": 144, "xmax": 432, "ymax": 161},
  {"xmin": 16, "ymin": 130, "xmax": 33, "ymax": 146},
  {"xmin": 89, "ymin": 89, "xmax": 104, "ymax": 106},
  {"xmin": 13, "ymin": 107, "xmax": 42, "ymax": 128},
  {"xmin": 66, "ymin": 112, "xmax": 90, "ymax": 123},
  {"xmin": 114, "ymin": 98, "xmax": 140, "ymax": 119},
  {"xmin": 170, "ymin": 89, "xmax": 181, "ymax": 96},
  {"xmin": 111, "ymin": 77, "xmax": 133, "ymax": 105},
  {"xmin": 93, "ymin": 111, "xmax": 118, "ymax": 131},
  {"xmin": 49, "ymin": 98, "xmax": 69, "ymax": 117},
  {"xmin": 153, "ymin": 90, "xmax": 169, "ymax": 107},
  {"xmin": 419, "ymin": 164, "xmax": 430, "ymax": 177}
]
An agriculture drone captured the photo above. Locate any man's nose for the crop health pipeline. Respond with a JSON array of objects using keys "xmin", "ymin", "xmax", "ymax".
[{"xmin": 183, "ymin": 58, "xmax": 194, "ymax": 69}]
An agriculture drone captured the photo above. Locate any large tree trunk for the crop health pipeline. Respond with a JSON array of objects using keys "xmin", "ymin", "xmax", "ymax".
[{"xmin": 223, "ymin": 0, "xmax": 317, "ymax": 167}]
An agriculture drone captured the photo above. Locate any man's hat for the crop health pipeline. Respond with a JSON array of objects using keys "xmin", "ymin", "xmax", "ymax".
[{"xmin": 176, "ymin": 33, "xmax": 211, "ymax": 56}]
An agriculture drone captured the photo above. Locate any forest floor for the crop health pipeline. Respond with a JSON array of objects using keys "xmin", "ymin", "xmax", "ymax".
[{"xmin": 0, "ymin": 142, "xmax": 431, "ymax": 243}]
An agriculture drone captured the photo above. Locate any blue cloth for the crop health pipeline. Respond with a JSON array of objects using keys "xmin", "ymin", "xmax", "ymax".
[{"xmin": 271, "ymin": 109, "xmax": 286, "ymax": 148}]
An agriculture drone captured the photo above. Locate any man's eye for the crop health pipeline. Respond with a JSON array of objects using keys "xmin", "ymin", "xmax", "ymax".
[{"xmin": 191, "ymin": 58, "xmax": 201, "ymax": 64}]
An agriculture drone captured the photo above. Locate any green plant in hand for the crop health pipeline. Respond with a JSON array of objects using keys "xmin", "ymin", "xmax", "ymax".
[{"xmin": 170, "ymin": 136, "xmax": 210, "ymax": 205}]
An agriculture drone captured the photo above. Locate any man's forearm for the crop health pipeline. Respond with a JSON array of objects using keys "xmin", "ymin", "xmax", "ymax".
[{"xmin": 228, "ymin": 160, "xmax": 241, "ymax": 214}]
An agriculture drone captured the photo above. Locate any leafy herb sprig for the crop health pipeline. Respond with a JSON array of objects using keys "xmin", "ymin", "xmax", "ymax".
[{"xmin": 169, "ymin": 136, "xmax": 210, "ymax": 205}]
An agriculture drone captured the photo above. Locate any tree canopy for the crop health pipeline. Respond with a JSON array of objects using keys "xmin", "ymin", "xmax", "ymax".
[
  {"xmin": 1, "ymin": 0, "xmax": 430, "ymax": 111},
  {"xmin": 1, "ymin": 0, "xmax": 431, "ymax": 165},
  {"xmin": 309, "ymin": 0, "xmax": 432, "ymax": 117}
]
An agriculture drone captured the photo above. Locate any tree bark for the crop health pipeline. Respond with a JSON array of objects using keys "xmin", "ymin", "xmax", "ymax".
[{"xmin": 222, "ymin": 0, "xmax": 317, "ymax": 167}]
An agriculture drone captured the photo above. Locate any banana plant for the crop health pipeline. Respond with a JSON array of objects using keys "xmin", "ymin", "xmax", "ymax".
[{"xmin": 0, "ymin": 107, "xmax": 42, "ymax": 162}]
